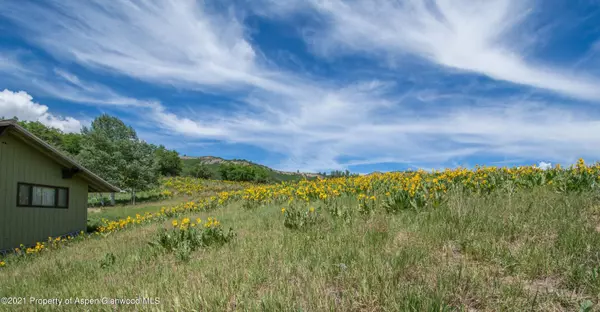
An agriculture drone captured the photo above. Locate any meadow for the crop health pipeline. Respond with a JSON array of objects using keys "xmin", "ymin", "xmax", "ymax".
[{"xmin": 1, "ymin": 160, "xmax": 600, "ymax": 311}]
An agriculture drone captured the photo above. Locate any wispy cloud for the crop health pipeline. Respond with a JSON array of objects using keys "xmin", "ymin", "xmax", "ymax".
[
  {"xmin": 1, "ymin": 0, "xmax": 299, "ymax": 95},
  {"xmin": 0, "ymin": 52, "xmax": 29, "ymax": 75},
  {"xmin": 137, "ymin": 90, "xmax": 600, "ymax": 172},
  {"xmin": 260, "ymin": 0, "xmax": 600, "ymax": 102},
  {"xmin": 38, "ymin": 69, "xmax": 152, "ymax": 107}
]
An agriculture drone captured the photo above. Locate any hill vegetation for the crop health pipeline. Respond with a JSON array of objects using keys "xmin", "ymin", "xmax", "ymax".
[{"xmin": 181, "ymin": 156, "xmax": 322, "ymax": 183}]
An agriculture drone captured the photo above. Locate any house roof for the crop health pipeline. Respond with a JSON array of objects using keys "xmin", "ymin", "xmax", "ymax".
[{"xmin": 0, "ymin": 119, "xmax": 121, "ymax": 193}]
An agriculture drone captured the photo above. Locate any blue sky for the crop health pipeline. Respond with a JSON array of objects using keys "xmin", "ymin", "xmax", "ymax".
[{"xmin": 1, "ymin": 0, "xmax": 600, "ymax": 173}]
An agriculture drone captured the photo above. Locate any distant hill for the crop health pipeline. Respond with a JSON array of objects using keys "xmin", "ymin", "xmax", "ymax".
[{"xmin": 181, "ymin": 156, "xmax": 322, "ymax": 182}]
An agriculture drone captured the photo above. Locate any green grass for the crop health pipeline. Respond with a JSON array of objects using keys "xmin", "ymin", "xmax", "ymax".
[
  {"xmin": 86, "ymin": 196, "xmax": 193, "ymax": 228},
  {"xmin": 2, "ymin": 187, "xmax": 600, "ymax": 311},
  {"xmin": 86, "ymin": 179, "xmax": 247, "ymax": 229},
  {"xmin": 87, "ymin": 189, "xmax": 168, "ymax": 207}
]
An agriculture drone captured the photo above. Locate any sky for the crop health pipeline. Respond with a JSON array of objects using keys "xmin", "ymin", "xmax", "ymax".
[{"xmin": 1, "ymin": 0, "xmax": 600, "ymax": 173}]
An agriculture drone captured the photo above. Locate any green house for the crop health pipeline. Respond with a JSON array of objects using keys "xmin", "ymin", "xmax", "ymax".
[{"xmin": 0, "ymin": 119, "xmax": 120, "ymax": 252}]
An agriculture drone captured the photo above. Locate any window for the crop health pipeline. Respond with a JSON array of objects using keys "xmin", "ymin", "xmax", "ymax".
[
  {"xmin": 58, "ymin": 188, "xmax": 68, "ymax": 207},
  {"xmin": 17, "ymin": 183, "xmax": 69, "ymax": 208}
]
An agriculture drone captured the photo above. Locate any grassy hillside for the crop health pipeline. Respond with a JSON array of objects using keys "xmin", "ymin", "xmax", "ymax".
[
  {"xmin": 2, "ymin": 190, "xmax": 600, "ymax": 310},
  {"xmin": 182, "ymin": 156, "xmax": 321, "ymax": 182},
  {"xmin": 3, "ymin": 162, "xmax": 600, "ymax": 310}
]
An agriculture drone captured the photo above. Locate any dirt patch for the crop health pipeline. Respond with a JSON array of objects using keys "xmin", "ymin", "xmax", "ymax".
[
  {"xmin": 523, "ymin": 277, "xmax": 561, "ymax": 294},
  {"xmin": 586, "ymin": 204, "xmax": 600, "ymax": 233},
  {"xmin": 226, "ymin": 294, "xmax": 237, "ymax": 312},
  {"xmin": 365, "ymin": 218, "xmax": 389, "ymax": 234},
  {"xmin": 441, "ymin": 241, "xmax": 464, "ymax": 262},
  {"xmin": 393, "ymin": 231, "xmax": 412, "ymax": 246},
  {"xmin": 325, "ymin": 286, "xmax": 344, "ymax": 306},
  {"xmin": 519, "ymin": 276, "xmax": 591, "ymax": 311}
]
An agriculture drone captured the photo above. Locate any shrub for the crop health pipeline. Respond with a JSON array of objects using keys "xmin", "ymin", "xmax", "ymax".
[
  {"xmin": 383, "ymin": 190, "xmax": 421, "ymax": 213},
  {"xmin": 149, "ymin": 217, "xmax": 235, "ymax": 261},
  {"xmin": 282, "ymin": 205, "xmax": 319, "ymax": 230},
  {"xmin": 323, "ymin": 198, "xmax": 353, "ymax": 224},
  {"xmin": 218, "ymin": 164, "xmax": 271, "ymax": 183},
  {"xmin": 187, "ymin": 163, "xmax": 214, "ymax": 179},
  {"xmin": 99, "ymin": 252, "xmax": 116, "ymax": 269},
  {"xmin": 358, "ymin": 194, "xmax": 377, "ymax": 215}
]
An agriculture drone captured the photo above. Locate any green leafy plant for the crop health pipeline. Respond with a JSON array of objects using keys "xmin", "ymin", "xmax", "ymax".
[
  {"xmin": 282, "ymin": 204, "xmax": 319, "ymax": 230},
  {"xmin": 323, "ymin": 198, "xmax": 353, "ymax": 224},
  {"xmin": 99, "ymin": 252, "xmax": 116, "ymax": 269},
  {"xmin": 579, "ymin": 300, "xmax": 593, "ymax": 312},
  {"xmin": 383, "ymin": 190, "xmax": 414, "ymax": 213},
  {"xmin": 149, "ymin": 218, "xmax": 236, "ymax": 262},
  {"xmin": 358, "ymin": 195, "xmax": 377, "ymax": 215}
]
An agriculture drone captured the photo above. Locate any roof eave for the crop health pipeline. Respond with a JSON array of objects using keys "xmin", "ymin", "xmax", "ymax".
[{"xmin": 1, "ymin": 120, "xmax": 122, "ymax": 193}]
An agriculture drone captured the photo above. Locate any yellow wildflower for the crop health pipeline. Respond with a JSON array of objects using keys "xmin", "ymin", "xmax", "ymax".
[
  {"xmin": 281, "ymin": 208, "xmax": 286, "ymax": 214},
  {"xmin": 172, "ymin": 220, "xmax": 178, "ymax": 227}
]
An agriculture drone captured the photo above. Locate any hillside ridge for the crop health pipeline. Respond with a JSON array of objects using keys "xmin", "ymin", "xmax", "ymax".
[{"xmin": 180, "ymin": 156, "xmax": 323, "ymax": 178}]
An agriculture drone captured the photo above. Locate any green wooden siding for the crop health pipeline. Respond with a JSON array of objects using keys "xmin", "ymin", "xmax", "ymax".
[{"xmin": 0, "ymin": 131, "xmax": 88, "ymax": 251}]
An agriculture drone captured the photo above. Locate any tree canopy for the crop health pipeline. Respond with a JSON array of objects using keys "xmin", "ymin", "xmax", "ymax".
[
  {"xmin": 78, "ymin": 115, "xmax": 160, "ymax": 199},
  {"xmin": 154, "ymin": 145, "xmax": 183, "ymax": 177},
  {"xmin": 187, "ymin": 163, "xmax": 214, "ymax": 179},
  {"xmin": 17, "ymin": 120, "xmax": 82, "ymax": 156},
  {"xmin": 218, "ymin": 163, "xmax": 270, "ymax": 183}
]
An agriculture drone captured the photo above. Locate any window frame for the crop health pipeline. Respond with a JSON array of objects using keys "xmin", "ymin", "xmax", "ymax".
[{"xmin": 16, "ymin": 182, "xmax": 69, "ymax": 209}]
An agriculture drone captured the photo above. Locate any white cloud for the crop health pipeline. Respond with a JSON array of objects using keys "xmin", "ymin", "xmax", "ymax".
[
  {"xmin": 263, "ymin": 0, "xmax": 600, "ymax": 101},
  {"xmin": 2, "ymin": 1, "xmax": 600, "ymax": 172},
  {"xmin": 538, "ymin": 162, "xmax": 552, "ymax": 170},
  {"xmin": 0, "ymin": 89, "xmax": 83, "ymax": 133}
]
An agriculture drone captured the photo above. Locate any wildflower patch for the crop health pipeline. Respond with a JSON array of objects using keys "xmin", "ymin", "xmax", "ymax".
[{"xmin": 149, "ymin": 217, "xmax": 236, "ymax": 261}]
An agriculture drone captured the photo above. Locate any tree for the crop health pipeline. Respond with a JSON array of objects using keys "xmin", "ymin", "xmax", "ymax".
[
  {"xmin": 79, "ymin": 115, "xmax": 138, "ymax": 181},
  {"xmin": 18, "ymin": 120, "xmax": 64, "ymax": 148},
  {"xmin": 218, "ymin": 164, "xmax": 271, "ymax": 183},
  {"xmin": 83, "ymin": 114, "xmax": 137, "ymax": 141},
  {"xmin": 116, "ymin": 139, "xmax": 159, "ymax": 204},
  {"xmin": 324, "ymin": 169, "xmax": 358, "ymax": 178},
  {"xmin": 78, "ymin": 115, "xmax": 158, "ymax": 204},
  {"xmin": 62, "ymin": 133, "xmax": 83, "ymax": 156},
  {"xmin": 78, "ymin": 131, "xmax": 121, "ymax": 188},
  {"xmin": 16, "ymin": 120, "xmax": 84, "ymax": 156},
  {"xmin": 252, "ymin": 167, "xmax": 270, "ymax": 183},
  {"xmin": 188, "ymin": 163, "xmax": 213, "ymax": 179},
  {"xmin": 154, "ymin": 145, "xmax": 183, "ymax": 176}
]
